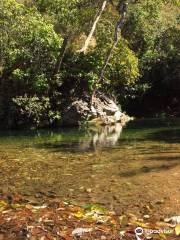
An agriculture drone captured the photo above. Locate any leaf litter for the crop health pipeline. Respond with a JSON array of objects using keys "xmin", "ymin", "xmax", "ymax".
[{"xmin": 0, "ymin": 195, "xmax": 179, "ymax": 240}]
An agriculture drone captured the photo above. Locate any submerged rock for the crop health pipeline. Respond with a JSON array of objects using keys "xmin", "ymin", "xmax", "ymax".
[{"xmin": 62, "ymin": 92, "xmax": 131, "ymax": 126}]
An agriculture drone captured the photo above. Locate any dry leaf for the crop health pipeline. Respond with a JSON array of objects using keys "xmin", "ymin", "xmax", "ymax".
[{"xmin": 175, "ymin": 224, "xmax": 180, "ymax": 236}]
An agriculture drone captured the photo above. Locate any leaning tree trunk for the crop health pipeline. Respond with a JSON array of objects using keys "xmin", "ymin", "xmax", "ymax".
[
  {"xmin": 93, "ymin": 1, "xmax": 128, "ymax": 100},
  {"xmin": 49, "ymin": 36, "xmax": 70, "ymax": 108},
  {"xmin": 77, "ymin": 1, "xmax": 107, "ymax": 54},
  {"xmin": 53, "ymin": 35, "xmax": 70, "ymax": 76}
]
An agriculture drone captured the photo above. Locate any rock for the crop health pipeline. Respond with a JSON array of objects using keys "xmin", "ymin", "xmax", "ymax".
[
  {"xmin": 114, "ymin": 110, "xmax": 122, "ymax": 121},
  {"xmin": 91, "ymin": 105, "xmax": 97, "ymax": 117},
  {"xmin": 62, "ymin": 91, "xmax": 131, "ymax": 126},
  {"xmin": 62, "ymin": 100, "xmax": 90, "ymax": 126}
]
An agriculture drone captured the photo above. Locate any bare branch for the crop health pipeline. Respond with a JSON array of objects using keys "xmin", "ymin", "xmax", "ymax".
[
  {"xmin": 98, "ymin": 1, "xmax": 128, "ymax": 86},
  {"xmin": 77, "ymin": 1, "xmax": 107, "ymax": 54}
]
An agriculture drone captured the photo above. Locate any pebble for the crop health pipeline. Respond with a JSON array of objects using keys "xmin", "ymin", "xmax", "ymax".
[{"xmin": 86, "ymin": 188, "xmax": 92, "ymax": 193}]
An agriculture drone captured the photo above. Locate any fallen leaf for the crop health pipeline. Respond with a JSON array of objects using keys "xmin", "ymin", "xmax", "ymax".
[
  {"xmin": 11, "ymin": 203, "xmax": 22, "ymax": 209},
  {"xmin": 25, "ymin": 204, "xmax": 33, "ymax": 210},
  {"xmin": 74, "ymin": 210, "xmax": 84, "ymax": 219},
  {"xmin": 159, "ymin": 232, "xmax": 167, "ymax": 239},
  {"xmin": 175, "ymin": 224, "xmax": 180, "ymax": 236},
  {"xmin": 134, "ymin": 221, "xmax": 149, "ymax": 228},
  {"xmin": 164, "ymin": 216, "xmax": 180, "ymax": 224},
  {"xmin": 72, "ymin": 228, "xmax": 93, "ymax": 236}
]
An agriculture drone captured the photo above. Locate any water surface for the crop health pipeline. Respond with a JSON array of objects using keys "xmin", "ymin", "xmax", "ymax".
[{"xmin": 0, "ymin": 119, "xmax": 180, "ymax": 217}]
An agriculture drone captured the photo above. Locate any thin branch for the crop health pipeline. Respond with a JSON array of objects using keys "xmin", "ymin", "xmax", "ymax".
[
  {"xmin": 77, "ymin": 1, "xmax": 107, "ymax": 54},
  {"xmin": 53, "ymin": 36, "xmax": 70, "ymax": 76},
  {"xmin": 98, "ymin": 1, "xmax": 128, "ymax": 85}
]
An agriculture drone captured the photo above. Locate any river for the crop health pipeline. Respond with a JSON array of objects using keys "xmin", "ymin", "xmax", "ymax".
[{"xmin": 0, "ymin": 119, "xmax": 179, "ymax": 218}]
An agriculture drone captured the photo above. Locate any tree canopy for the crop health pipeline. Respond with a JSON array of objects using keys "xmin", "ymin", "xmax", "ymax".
[{"xmin": 0, "ymin": 0, "xmax": 179, "ymax": 127}]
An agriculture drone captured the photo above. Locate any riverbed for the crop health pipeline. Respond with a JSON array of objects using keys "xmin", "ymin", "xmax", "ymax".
[{"xmin": 0, "ymin": 119, "xmax": 179, "ymax": 219}]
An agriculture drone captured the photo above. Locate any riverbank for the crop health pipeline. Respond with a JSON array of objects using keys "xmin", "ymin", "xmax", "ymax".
[{"xmin": 0, "ymin": 195, "xmax": 179, "ymax": 240}]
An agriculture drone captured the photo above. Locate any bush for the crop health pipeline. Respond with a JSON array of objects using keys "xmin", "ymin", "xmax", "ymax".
[
  {"xmin": 13, "ymin": 96, "xmax": 61, "ymax": 127},
  {"xmin": 0, "ymin": 0, "xmax": 63, "ymax": 127}
]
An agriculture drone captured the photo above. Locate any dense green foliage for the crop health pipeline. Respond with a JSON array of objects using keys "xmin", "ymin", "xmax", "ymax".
[
  {"xmin": 0, "ymin": 0, "xmax": 179, "ymax": 128},
  {"xmin": 0, "ymin": 0, "xmax": 63, "ymax": 127}
]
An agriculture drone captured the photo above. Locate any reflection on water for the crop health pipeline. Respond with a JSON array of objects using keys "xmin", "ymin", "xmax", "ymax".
[
  {"xmin": 0, "ymin": 119, "xmax": 180, "ymax": 217},
  {"xmin": 33, "ymin": 123, "xmax": 123, "ymax": 152},
  {"xmin": 90, "ymin": 123, "xmax": 122, "ymax": 149},
  {"xmin": 72, "ymin": 125, "xmax": 122, "ymax": 152}
]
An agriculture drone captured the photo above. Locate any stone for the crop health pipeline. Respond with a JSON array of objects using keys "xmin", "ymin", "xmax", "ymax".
[
  {"xmin": 114, "ymin": 110, "xmax": 122, "ymax": 121},
  {"xmin": 62, "ymin": 100, "xmax": 90, "ymax": 126},
  {"xmin": 62, "ymin": 91, "xmax": 131, "ymax": 126},
  {"xmin": 91, "ymin": 105, "xmax": 97, "ymax": 117}
]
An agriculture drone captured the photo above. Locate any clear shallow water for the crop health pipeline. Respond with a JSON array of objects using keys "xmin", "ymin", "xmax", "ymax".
[{"xmin": 0, "ymin": 119, "xmax": 180, "ymax": 217}]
